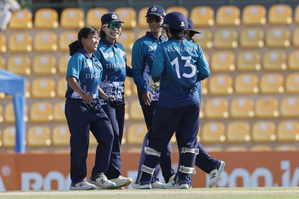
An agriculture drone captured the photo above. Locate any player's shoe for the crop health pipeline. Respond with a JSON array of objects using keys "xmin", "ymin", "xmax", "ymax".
[
  {"xmin": 162, "ymin": 181, "xmax": 179, "ymax": 189},
  {"xmin": 208, "ymin": 161, "xmax": 225, "ymax": 188},
  {"xmin": 88, "ymin": 173, "xmax": 116, "ymax": 188},
  {"xmin": 69, "ymin": 180, "xmax": 96, "ymax": 190},
  {"xmin": 168, "ymin": 174, "xmax": 176, "ymax": 183},
  {"xmin": 110, "ymin": 176, "xmax": 132, "ymax": 188},
  {"xmin": 151, "ymin": 181, "xmax": 164, "ymax": 189},
  {"xmin": 179, "ymin": 184, "xmax": 191, "ymax": 189},
  {"xmin": 131, "ymin": 181, "xmax": 151, "ymax": 189}
]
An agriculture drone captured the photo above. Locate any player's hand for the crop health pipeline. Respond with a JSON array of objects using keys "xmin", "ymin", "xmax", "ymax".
[
  {"xmin": 80, "ymin": 91, "xmax": 92, "ymax": 104},
  {"xmin": 142, "ymin": 92, "xmax": 152, "ymax": 106}
]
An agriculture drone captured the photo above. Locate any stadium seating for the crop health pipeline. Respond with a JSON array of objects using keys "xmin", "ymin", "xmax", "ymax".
[
  {"xmin": 59, "ymin": 31, "xmax": 77, "ymax": 52},
  {"xmin": 4, "ymin": 103, "xmax": 28, "ymax": 124},
  {"xmin": 129, "ymin": 99, "xmax": 143, "ymax": 121},
  {"xmin": 208, "ymin": 74, "xmax": 233, "ymax": 95},
  {"xmin": 25, "ymin": 80, "xmax": 31, "ymax": 98},
  {"xmin": 165, "ymin": 6, "xmax": 188, "ymax": 18},
  {"xmin": 127, "ymin": 123, "xmax": 147, "ymax": 145},
  {"xmin": 275, "ymin": 145, "xmax": 297, "ymax": 151},
  {"xmin": 27, "ymin": 126, "xmax": 51, "ymax": 147},
  {"xmin": 277, "ymin": 120, "xmax": 299, "ymax": 142},
  {"xmin": 201, "ymin": 79, "xmax": 208, "ymax": 95},
  {"xmin": 0, "ymin": 56, "xmax": 5, "ymax": 69},
  {"xmin": 265, "ymin": 27, "xmax": 290, "ymax": 48},
  {"xmin": 0, "ymin": 105, "xmax": 3, "ymax": 123},
  {"xmin": 89, "ymin": 132, "xmax": 98, "ymax": 147},
  {"xmin": 53, "ymin": 101, "xmax": 66, "ymax": 122},
  {"xmin": 34, "ymin": 8, "xmax": 59, "ymax": 29},
  {"xmin": 216, "ymin": 5, "xmax": 240, "ymax": 26},
  {"xmin": 250, "ymin": 145, "xmax": 272, "ymax": 151},
  {"xmin": 285, "ymin": 73, "xmax": 299, "ymax": 93},
  {"xmin": 262, "ymin": 50, "xmax": 287, "ymax": 71},
  {"xmin": 190, "ymin": 6, "xmax": 214, "ymax": 27},
  {"xmin": 137, "ymin": 7, "xmax": 149, "ymax": 29},
  {"xmin": 214, "ymin": 28, "xmax": 238, "ymax": 49},
  {"xmin": 255, "ymin": 97, "xmax": 279, "ymax": 118},
  {"xmin": 7, "ymin": 55, "xmax": 31, "ymax": 76},
  {"xmin": 210, "ymin": 51, "xmax": 235, "ymax": 72},
  {"xmin": 2, "ymin": 126, "xmax": 16, "ymax": 148},
  {"xmin": 268, "ymin": 4, "xmax": 293, "ymax": 25},
  {"xmin": 30, "ymin": 102, "xmax": 54, "ymax": 123},
  {"xmin": 236, "ymin": 51, "xmax": 261, "ymax": 72},
  {"xmin": 32, "ymin": 55, "xmax": 57, "ymax": 76},
  {"xmin": 60, "ymin": 8, "xmax": 85, "ymax": 29},
  {"xmin": 242, "ymin": 5, "xmax": 267, "ymax": 26},
  {"xmin": 0, "ymin": 130, "xmax": 2, "ymax": 147},
  {"xmin": 124, "ymin": 78, "xmax": 132, "ymax": 97},
  {"xmin": 293, "ymin": 28, "xmax": 299, "ymax": 48},
  {"xmin": 114, "ymin": 7, "xmax": 137, "ymax": 29},
  {"xmin": 33, "ymin": 31, "xmax": 58, "ymax": 52},
  {"xmin": 8, "ymin": 32, "xmax": 32, "ymax": 53},
  {"xmin": 0, "ymin": 33, "xmax": 7, "ymax": 53},
  {"xmin": 280, "ymin": 97, "xmax": 299, "ymax": 118},
  {"xmin": 57, "ymin": 78, "xmax": 67, "ymax": 98},
  {"xmin": 200, "ymin": 122, "xmax": 226, "ymax": 143},
  {"xmin": 8, "ymin": 9, "xmax": 33, "ymax": 30},
  {"xmin": 31, "ymin": 78, "xmax": 56, "ymax": 99},
  {"xmin": 193, "ymin": 29, "xmax": 212, "ymax": 49},
  {"xmin": 295, "ymin": 5, "xmax": 299, "ymax": 24},
  {"xmin": 259, "ymin": 73, "xmax": 284, "ymax": 94},
  {"xmin": 58, "ymin": 54, "xmax": 70, "ymax": 75},
  {"xmin": 52, "ymin": 125, "xmax": 70, "ymax": 147},
  {"xmin": 86, "ymin": 8, "xmax": 109, "ymax": 28},
  {"xmin": 117, "ymin": 30, "xmax": 135, "ymax": 51},
  {"xmin": 204, "ymin": 98, "xmax": 229, "ymax": 119},
  {"xmin": 226, "ymin": 146, "xmax": 248, "ymax": 152},
  {"xmin": 252, "ymin": 121, "xmax": 276, "ymax": 142},
  {"xmin": 230, "ymin": 98, "xmax": 254, "ymax": 119},
  {"xmin": 226, "ymin": 121, "xmax": 251, "ymax": 143},
  {"xmin": 288, "ymin": 50, "xmax": 299, "ymax": 71},
  {"xmin": 240, "ymin": 28, "xmax": 264, "ymax": 49},
  {"xmin": 234, "ymin": 74, "xmax": 259, "ymax": 94}
]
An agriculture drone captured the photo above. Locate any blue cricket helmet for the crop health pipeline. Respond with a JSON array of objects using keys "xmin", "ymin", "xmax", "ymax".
[{"xmin": 163, "ymin": 11, "xmax": 188, "ymax": 30}]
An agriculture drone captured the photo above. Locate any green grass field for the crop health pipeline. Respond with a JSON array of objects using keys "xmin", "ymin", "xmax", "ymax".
[{"xmin": 1, "ymin": 187, "xmax": 299, "ymax": 199}]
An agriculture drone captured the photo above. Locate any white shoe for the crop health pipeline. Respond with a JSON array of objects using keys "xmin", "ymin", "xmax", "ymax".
[
  {"xmin": 131, "ymin": 182, "xmax": 151, "ymax": 189},
  {"xmin": 151, "ymin": 181, "xmax": 164, "ymax": 189},
  {"xmin": 168, "ymin": 174, "xmax": 176, "ymax": 183},
  {"xmin": 208, "ymin": 161, "xmax": 225, "ymax": 188},
  {"xmin": 162, "ymin": 181, "xmax": 179, "ymax": 189},
  {"xmin": 179, "ymin": 184, "xmax": 191, "ymax": 189},
  {"xmin": 88, "ymin": 173, "xmax": 116, "ymax": 188},
  {"xmin": 110, "ymin": 176, "xmax": 132, "ymax": 188},
  {"xmin": 69, "ymin": 180, "xmax": 96, "ymax": 190}
]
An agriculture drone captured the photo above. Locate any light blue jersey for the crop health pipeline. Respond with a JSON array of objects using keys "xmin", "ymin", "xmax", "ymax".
[
  {"xmin": 93, "ymin": 38, "xmax": 133, "ymax": 105},
  {"xmin": 132, "ymin": 32, "xmax": 166, "ymax": 104},
  {"xmin": 152, "ymin": 37, "xmax": 210, "ymax": 108},
  {"xmin": 65, "ymin": 48, "xmax": 102, "ymax": 99}
]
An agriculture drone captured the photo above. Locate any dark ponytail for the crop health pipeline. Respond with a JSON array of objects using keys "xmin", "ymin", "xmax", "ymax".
[{"xmin": 69, "ymin": 26, "xmax": 99, "ymax": 56}]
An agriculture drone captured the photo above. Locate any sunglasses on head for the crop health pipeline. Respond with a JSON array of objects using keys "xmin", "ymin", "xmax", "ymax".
[
  {"xmin": 104, "ymin": 23, "xmax": 122, "ymax": 29},
  {"xmin": 146, "ymin": 16, "xmax": 163, "ymax": 23}
]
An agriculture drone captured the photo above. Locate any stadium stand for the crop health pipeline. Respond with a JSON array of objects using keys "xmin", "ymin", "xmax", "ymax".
[
  {"xmin": 259, "ymin": 73, "xmax": 284, "ymax": 94},
  {"xmin": 53, "ymin": 101, "xmax": 67, "ymax": 122},
  {"xmin": 230, "ymin": 98, "xmax": 254, "ymax": 119},
  {"xmin": 234, "ymin": 74, "xmax": 259, "ymax": 94},
  {"xmin": 52, "ymin": 125, "xmax": 70, "ymax": 147},
  {"xmin": 58, "ymin": 31, "xmax": 77, "ymax": 52},
  {"xmin": 4, "ymin": 103, "xmax": 28, "ymax": 124},
  {"xmin": 240, "ymin": 28, "xmax": 264, "ymax": 49},
  {"xmin": 285, "ymin": 73, "xmax": 299, "ymax": 93},
  {"xmin": 193, "ymin": 29, "xmax": 212, "ymax": 49},
  {"xmin": 204, "ymin": 98, "xmax": 229, "ymax": 119},
  {"xmin": 277, "ymin": 120, "xmax": 299, "ymax": 142},
  {"xmin": 0, "ymin": 105, "xmax": 3, "ymax": 123},
  {"xmin": 33, "ymin": 31, "xmax": 58, "ymax": 52},
  {"xmin": 216, "ymin": 5, "xmax": 240, "ymax": 27},
  {"xmin": 288, "ymin": 50, "xmax": 299, "ymax": 71},
  {"xmin": 210, "ymin": 51, "xmax": 235, "ymax": 72},
  {"xmin": 208, "ymin": 74, "xmax": 233, "ymax": 95},
  {"xmin": 214, "ymin": 28, "xmax": 238, "ymax": 49},
  {"xmin": 251, "ymin": 121, "xmax": 276, "ymax": 142},
  {"xmin": 86, "ymin": 8, "xmax": 109, "ymax": 28},
  {"xmin": 165, "ymin": 6, "xmax": 188, "ymax": 18},
  {"xmin": 8, "ymin": 32, "xmax": 32, "ymax": 53},
  {"xmin": 8, "ymin": 9, "xmax": 33, "ymax": 30},
  {"xmin": 34, "ymin": 8, "xmax": 59, "ymax": 29},
  {"xmin": 226, "ymin": 121, "xmax": 251, "ymax": 143},
  {"xmin": 0, "ymin": 33, "xmax": 7, "ymax": 53},
  {"xmin": 137, "ymin": 7, "xmax": 149, "ymax": 28},
  {"xmin": 236, "ymin": 51, "xmax": 261, "ymax": 71},
  {"xmin": 265, "ymin": 27, "xmax": 290, "ymax": 48},
  {"xmin": 280, "ymin": 97, "xmax": 299, "ymax": 118},
  {"xmin": 242, "ymin": 5, "xmax": 267, "ymax": 26},
  {"xmin": 31, "ymin": 78, "xmax": 56, "ymax": 99},
  {"xmin": 127, "ymin": 123, "xmax": 147, "ymax": 145},
  {"xmin": 268, "ymin": 4, "xmax": 293, "ymax": 25},
  {"xmin": 2, "ymin": 126, "xmax": 16, "ymax": 148},
  {"xmin": 190, "ymin": 6, "xmax": 214, "ymax": 27},
  {"xmin": 114, "ymin": 7, "xmax": 137, "ymax": 29},
  {"xmin": 32, "ymin": 55, "xmax": 57, "ymax": 76},
  {"xmin": 255, "ymin": 97, "xmax": 279, "ymax": 119},
  {"xmin": 262, "ymin": 50, "xmax": 287, "ymax": 71},
  {"xmin": 27, "ymin": 125, "xmax": 51, "ymax": 147},
  {"xmin": 0, "ymin": 56, "xmax": 5, "ymax": 69},
  {"xmin": 30, "ymin": 102, "xmax": 54, "ymax": 123},
  {"xmin": 7, "ymin": 55, "xmax": 31, "ymax": 76},
  {"xmin": 201, "ymin": 122, "xmax": 226, "ymax": 143},
  {"xmin": 60, "ymin": 8, "xmax": 85, "ymax": 29}
]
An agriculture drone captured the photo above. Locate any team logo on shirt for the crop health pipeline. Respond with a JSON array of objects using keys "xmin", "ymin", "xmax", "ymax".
[
  {"xmin": 148, "ymin": 46, "xmax": 157, "ymax": 52},
  {"xmin": 104, "ymin": 52, "xmax": 114, "ymax": 58},
  {"xmin": 84, "ymin": 60, "xmax": 93, "ymax": 68}
]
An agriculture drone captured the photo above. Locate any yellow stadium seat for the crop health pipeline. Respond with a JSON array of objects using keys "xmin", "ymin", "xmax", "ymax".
[
  {"xmin": 137, "ymin": 7, "xmax": 149, "ymax": 29},
  {"xmin": 210, "ymin": 51, "xmax": 235, "ymax": 72},
  {"xmin": 203, "ymin": 52, "xmax": 209, "ymax": 63},
  {"xmin": 114, "ymin": 7, "xmax": 137, "ymax": 29},
  {"xmin": 260, "ymin": 73, "xmax": 284, "ymax": 94},
  {"xmin": 204, "ymin": 98, "xmax": 229, "ymax": 119},
  {"xmin": 60, "ymin": 8, "xmax": 84, "ymax": 29},
  {"xmin": 263, "ymin": 50, "xmax": 287, "ymax": 71},
  {"xmin": 216, "ymin": 5, "xmax": 240, "ymax": 26},
  {"xmin": 266, "ymin": 27, "xmax": 290, "ymax": 48},
  {"xmin": 226, "ymin": 121, "xmax": 251, "ymax": 143},
  {"xmin": 126, "ymin": 52, "xmax": 132, "ymax": 66},
  {"xmin": 295, "ymin": 5, "xmax": 299, "ymax": 24},
  {"xmin": 31, "ymin": 78, "xmax": 56, "ymax": 99},
  {"xmin": 204, "ymin": 147, "xmax": 222, "ymax": 152},
  {"xmin": 57, "ymin": 78, "xmax": 67, "ymax": 98},
  {"xmin": 293, "ymin": 28, "xmax": 299, "ymax": 48},
  {"xmin": 33, "ymin": 31, "xmax": 58, "ymax": 52},
  {"xmin": 236, "ymin": 51, "xmax": 261, "ymax": 72},
  {"xmin": 288, "ymin": 50, "xmax": 299, "ymax": 71},
  {"xmin": 30, "ymin": 102, "xmax": 53, "ymax": 123},
  {"xmin": 58, "ymin": 54, "xmax": 70, "ymax": 75},
  {"xmin": 122, "ymin": 127, "xmax": 127, "ymax": 145},
  {"xmin": 27, "ymin": 126, "xmax": 51, "ymax": 147},
  {"xmin": 240, "ymin": 28, "xmax": 264, "ymax": 49},
  {"xmin": 8, "ymin": 9, "xmax": 33, "ymax": 30},
  {"xmin": 34, "ymin": 8, "xmax": 58, "ymax": 29},
  {"xmin": 250, "ymin": 145, "xmax": 272, "ymax": 151},
  {"xmin": 0, "ymin": 105, "xmax": 3, "ymax": 123},
  {"xmin": 234, "ymin": 73, "xmax": 259, "ymax": 94},
  {"xmin": 230, "ymin": 98, "xmax": 254, "ymax": 119},
  {"xmin": 201, "ymin": 122, "xmax": 226, "ymax": 143},
  {"xmin": 0, "ymin": 33, "xmax": 7, "ymax": 53},
  {"xmin": 277, "ymin": 121, "xmax": 299, "ymax": 142},
  {"xmin": 59, "ymin": 31, "xmax": 77, "ymax": 52},
  {"xmin": 226, "ymin": 146, "xmax": 247, "ymax": 152},
  {"xmin": 2, "ymin": 126, "xmax": 15, "ymax": 148},
  {"xmin": 280, "ymin": 97, "xmax": 299, "ymax": 118},
  {"xmin": 25, "ymin": 79, "xmax": 30, "ymax": 98},
  {"xmin": 86, "ymin": 8, "xmax": 109, "ymax": 28},
  {"xmin": 166, "ymin": 6, "xmax": 188, "ymax": 18},
  {"xmin": 190, "ymin": 6, "xmax": 214, "ymax": 27},
  {"xmin": 255, "ymin": 97, "xmax": 279, "ymax": 119},
  {"xmin": 53, "ymin": 101, "xmax": 66, "ymax": 122},
  {"xmin": 193, "ymin": 29, "xmax": 212, "ymax": 49},
  {"xmin": 276, "ymin": 145, "xmax": 297, "ymax": 151},
  {"xmin": 7, "ymin": 55, "xmax": 31, "ymax": 76},
  {"xmin": 0, "ymin": 56, "xmax": 5, "ymax": 69},
  {"xmin": 201, "ymin": 79, "xmax": 208, "ymax": 96},
  {"xmin": 252, "ymin": 121, "xmax": 276, "ymax": 142},
  {"xmin": 52, "ymin": 125, "xmax": 70, "ymax": 147},
  {"xmin": 268, "ymin": 4, "xmax": 293, "ymax": 25},
  {"xmin": 4, "ymin": 102, "xmax": 28, "ymax": 124},
  {"xmin": 242, "ymin": 5, "xmax": 267, "ymax": 26},
  {"xmin": 208, "ymin": 74, "xmax": 233, "ymax": 95},
  {"xmin": 0, "ymin": 130, "xmax": 2, "ymax": 147},
  {"xmin": 199, "ymin": 101, "xmax": 204, "ymax": 118},
  {"xmin": 127, "ymin": 123, "xmax": 147, "ymax": 145},
  {"xmin": 132, "ymin": 83, "xmax": 138, "ymax": 97},
  {"xmin": 0, "ymin": 92, "xmax": 5, "ymax": 100},
  {"xmin": 8, "ymin": 32, "xmax": 32, "ymax": 53},
  {"xmin": 129, "ymin": 99, "xmax": 143, "ymax": 121},
  {"xmin": 124, "ymin": 78, "xmax": 132, "ymax": 97},
  {"xmin": 214, "ymin": 28, "xmax": 238, "ymax": 49},
  {"xmin": 118, "ymin": 30, "xmax": 135, "ymax": 51},
  {"xmin": 33, "ymin": 55, "xmax": 57, "ymax": 75},
  {"xmin": 286, "ymin": 73, "xmax": 299, "ymax": 93}
]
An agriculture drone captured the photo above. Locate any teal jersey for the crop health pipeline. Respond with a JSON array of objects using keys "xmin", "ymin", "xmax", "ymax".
[
  {"xmin": 152, "ymin": 37, "xmax": 210, "ymax": 108},
  {"xmin": 65, "ymin": 48, "xmax": 102, "ymax": 99},
  {"xmin": 132, "ymin": 32, "xmax": 166, "ymax": 104}
]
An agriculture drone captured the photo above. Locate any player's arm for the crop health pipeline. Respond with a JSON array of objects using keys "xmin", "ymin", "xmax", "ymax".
[
  {"xmin": 132, "ymin": 40, "xmax": 147, "ymax": 94},
  {"xmin": 151, "ymin": 45, "xmax": 165, "ymax": 82},
  {"xmin": 196, "ymin": 46, "xmax": 210, "ymax": 82}
]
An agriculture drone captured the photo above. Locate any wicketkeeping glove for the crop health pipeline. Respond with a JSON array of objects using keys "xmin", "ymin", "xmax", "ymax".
[
  {"xmin": 149, "ymin": 77, "xmax": 160, "ymax": 91},
  {"xmin": 105, "ymin": 97, "xmax": 125, "ymax": 109}
]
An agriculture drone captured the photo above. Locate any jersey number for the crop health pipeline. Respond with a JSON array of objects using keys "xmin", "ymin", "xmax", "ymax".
[{"xmin": 171, "ymin": 56, "xmax": 196, "ymax": 79}]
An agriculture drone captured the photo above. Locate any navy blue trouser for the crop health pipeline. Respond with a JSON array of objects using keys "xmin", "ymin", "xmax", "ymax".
[
  {"xmin": 102, "ymin": 105, "xmax": 125, "ymax": 179},
  {"xmin": 65, "ymin": 98, "xmax": 114, "ymax": 184},
  {"xmin": 140, "ymin": 104, "xmax": 199, "ymax": 185}
]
